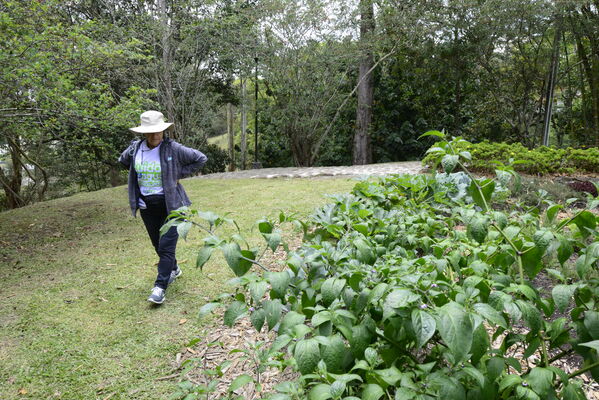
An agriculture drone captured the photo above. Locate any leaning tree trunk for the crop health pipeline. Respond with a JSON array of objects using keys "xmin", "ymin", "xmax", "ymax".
[
  {"xmin": 0, "ymin": 134, "xmax": 25, "ymax": 209},
  {"xmin": 240, "ymin": 78, "xmax": 248, "ymax": 170},
  {"xmin": 227, "ymin": 103, "xmax": 235, "ymax": 171},
  {"xmin": 353, "ymin": 0, "xmax": 375, "ymax": 165},
  {"xmin": 541, "ymin": 11, "xmax": 562, "ymax": 146}
]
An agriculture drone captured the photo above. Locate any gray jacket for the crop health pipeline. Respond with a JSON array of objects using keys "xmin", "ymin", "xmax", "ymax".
[{"xmin": 118, "ymin": 138, "xmax": 207, "ymax": 217}]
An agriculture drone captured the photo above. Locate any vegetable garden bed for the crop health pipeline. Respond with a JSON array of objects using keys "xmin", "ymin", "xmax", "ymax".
[{"xmin": 171, "ymin": 133, "xmax": 599, "ymax": 400}]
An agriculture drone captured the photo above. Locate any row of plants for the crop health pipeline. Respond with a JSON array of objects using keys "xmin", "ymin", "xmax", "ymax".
[
  {"xmin": 422, "ymin": 140, "xmax": 599, "ymax": 176},
  {"xmin": 169, "ymin": 132, "xmax": 598, "ymax": 399}
]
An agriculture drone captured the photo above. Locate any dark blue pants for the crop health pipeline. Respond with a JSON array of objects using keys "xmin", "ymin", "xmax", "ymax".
[{"xmin": 139, "ymin": 195, "xmax": 178, "ymax": 290}]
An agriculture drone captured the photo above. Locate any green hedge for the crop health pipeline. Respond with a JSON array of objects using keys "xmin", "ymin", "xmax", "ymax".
[{"xmin": 423, "ymin": 140, "xmax": 599, "ymax": 175}]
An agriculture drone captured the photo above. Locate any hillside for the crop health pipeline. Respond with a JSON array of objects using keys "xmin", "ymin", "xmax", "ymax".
[{"xmin": 0, "ymin": 177, "xmax": 356, "ymax": 399}]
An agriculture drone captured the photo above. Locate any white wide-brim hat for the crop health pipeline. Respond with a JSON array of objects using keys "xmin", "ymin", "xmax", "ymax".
[{"xmin": 129, "ymin": 110, "xmax": 174, "ymax": 133}]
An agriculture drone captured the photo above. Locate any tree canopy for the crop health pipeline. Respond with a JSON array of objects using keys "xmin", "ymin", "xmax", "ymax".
[{"xmin": 1, "ymin": 0, "xmax": 598, "ymax": 209}]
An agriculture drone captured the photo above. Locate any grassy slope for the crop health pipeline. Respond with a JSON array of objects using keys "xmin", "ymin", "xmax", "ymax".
[
  {"xmin": 207, "ymin": 134, "xmax": 228, "ymax": 149},
  {"xmin": 0, "ymin": 178, "xmax": 356, "ymax": 399}
]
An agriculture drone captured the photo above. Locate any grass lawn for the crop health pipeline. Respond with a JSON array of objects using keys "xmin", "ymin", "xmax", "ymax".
[
  {"xmin": 207, "ymin": 134, "xmax": 227, "ymax": 149},
  {"xmin": 0, "ymin": 177, "xmax": 356, "ymax": 399}
]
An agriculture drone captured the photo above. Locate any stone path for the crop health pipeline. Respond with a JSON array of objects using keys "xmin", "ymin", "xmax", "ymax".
[{"xmin": 198, "ymin": 161, "xmax": 424, "ymax": 179}]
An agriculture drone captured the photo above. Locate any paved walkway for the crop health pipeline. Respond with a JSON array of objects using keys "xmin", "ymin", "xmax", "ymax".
[{"xmin": 198, "ymin": 161, "xmax": 424, "ymax": 179}]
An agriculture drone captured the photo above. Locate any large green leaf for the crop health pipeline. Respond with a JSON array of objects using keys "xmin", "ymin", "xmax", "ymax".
[
  {"xmin": 372, "ymin": 366, "xmax": 402, "ymax": 387},
  {"xmin": 412, "ymin": 309, "xmax": 436, "ymax": 348},
  {"xmin": 572, "ymin": 211, "xmax": 597, "ymax": 238},
  {"xmin": 320, "ymin": 334, "xmax": 347, "ymax": 374},
  {"xmin": 309, "ymin": 384, "xmax": 332, "ymax": 400},
  {"xmin": 526, "ymin": 367, "xmax": 554, "ymax": 397},
  {"xmin": 264, "ymin": 299, "xmax": 283, "ymax": 331},
  {"xmin": 517, "ymin": 300, "xmax": 542, "ymax": 334},
  {"xmin": 224, "ymin": 301, "xmax": 247, "ymax": 327},
  {"xmin": 250, "ymin": 308, "xmax": 266, "ymax": 331},
  {"xmin": 532, "ymin": 229, "xmax": 553, "ymax": 253},
  {"xmin": 361, "ymin": 384, "xmax": 384, "ymax": 400},
  {"xmin": 349, "ymin": 325, "xmax": 373, "ymax": 359},
  {"xmin": 385, "ymin": 288, "xmax": 420, "ymax": 309},
  {"xmin": 577, "ymin": 243, "xmax": 599, "ymax": 278},
  {"xmin": 470, "ymin": 323, "xmax": 490, "ymax": 365},
  {"xmin": 437, "ymin": 302, "xmax": 473, "ymax": 363},
  {"xmin": 279, "ymin": 311, "xmax": 306, "ymax": 335},
  {"xmin": 196, "ymin": 245, "xmax": 214, "ymax": 270},
  {"xmin": 419, "ymin": 130, "xmax": 446, "ymax": 139},
  {"xmin": 468, "ymin": 179, "xmax": 495, "ymax": 211},
  {"xmin": 355, "ymin": 238, "xmax": 376, "ymax": 265},
  {"xmin": 222, "ymin": 242, "xmax": 253, "ymax": 276},
  {"xmin": 267, "ymin": 271, "xmax": 290, "ymax": 300},
  {"xmin": 442, "ymin": 154, "xmax": 459, "ymax": 173},
  {"xmin": 552, "ymin": 285, "xmax": 576, "ymax": 313},
  {"xmin": 228, "ymin": 374, "xmax": 253, "ymax": 393},
  {"xmin": 176, "ymin": 221, "xmax": 192, "ymax": 241},
  {"xmin": 556, "ymin": 235, "xmax": 573, "ymax": 265},
  {"xmin": 545, "ymin": 204, "xmax": 563, "ymax": 225},
  {"xmin": 579, "ymin": 340, "xmax": 599, "ymax": 352},
  {"xmin": 473, "ymin": 303, "xmax": 507, "ymax": 329},
  {"xmin": 584, "ymin": 311, "xmax": 599, "ymax": 339},
  {"xmin": 468, "ymin": 216, "xmax": 488, "ymax": 244},
  {"xmin": 498, "ymin": 374, "xmax": 522, "ymax": 393},
  {"xmin": 294, "ymin": 338, "xmax": 321, "ymax": 375},
  {"xmin": 249, "ymin": 281, "xmax": 268, "ymax": 304},
  {"xmin": 521, "ymin": 246, "xmax": 543, "ymax": 279},
  {"xmin": 321, "ymin": 277, "xmax": 346, "ymax": 307}
]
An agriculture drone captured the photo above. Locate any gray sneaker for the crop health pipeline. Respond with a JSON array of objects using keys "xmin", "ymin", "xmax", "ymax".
[
  {"xmin": 168, "ymin": 266, "xmax": 182, "ymax": 284},
  {"xmin": 148, "ymin": 287, "xmax": 166, "ymax": 304}
]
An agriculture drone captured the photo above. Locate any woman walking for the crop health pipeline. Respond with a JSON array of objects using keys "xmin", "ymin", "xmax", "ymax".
[{"xmin": 119, "ymin": 110, "xmax": 207, "ymax": 304}]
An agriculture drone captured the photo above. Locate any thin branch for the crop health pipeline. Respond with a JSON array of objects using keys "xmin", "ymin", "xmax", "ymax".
[{"xmin": 311, "ymin": 44, "xmax": 398, "ymax": 164}]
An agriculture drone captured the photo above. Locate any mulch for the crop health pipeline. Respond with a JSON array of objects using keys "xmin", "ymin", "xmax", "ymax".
[{"xmin": 170, "ymin": 231, "xmax": 599, "ymax": 399}]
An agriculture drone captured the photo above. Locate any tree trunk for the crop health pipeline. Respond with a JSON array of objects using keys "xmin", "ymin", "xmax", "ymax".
[
  {"xmin": 0, "ymin": 135, "xmax": 25, "ymax": 209},
  {"xmin": 227, "ymin": 103, "xmax": 235, "ymax": 171},
  {"xmin": 240, "ymin": 78, "xmax": 247, "ymax": 170},
  {"xmin": 353, "ymin": 0, "xmax": 375, "ymax": 165},
  {"xmin": 541, "ymin": 12, "xmax": 562, "ymax": 146},
  {"xmin": 569, "ymin": 7, "xmax": 599, "ymax": 142},
  {"xmin": 159, "ymin": 0, "xmax": 177, "ymax": 139}
]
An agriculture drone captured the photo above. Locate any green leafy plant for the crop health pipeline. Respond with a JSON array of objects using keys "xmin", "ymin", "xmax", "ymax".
[
  {"xmin": 422, "ymin": 140, "xmax": 599, "ymax": 176},
  {"xmin": 173, "ymin": 131, "xmax": 598, "ymax": 399}
]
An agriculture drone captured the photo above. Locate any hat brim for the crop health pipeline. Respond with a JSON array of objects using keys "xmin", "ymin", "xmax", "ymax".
[{"xmin": 129, "ymin": 122, "xmax": 174, "ymax": 134}]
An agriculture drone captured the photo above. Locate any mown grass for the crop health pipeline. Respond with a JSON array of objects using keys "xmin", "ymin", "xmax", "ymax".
[
  {"xmin": 0, "ymin": 177, "xmax": 356, "ymax": 399},
  {"xmin": 207, "ymin": 134, "xmax": 228, "ymax": 150}
]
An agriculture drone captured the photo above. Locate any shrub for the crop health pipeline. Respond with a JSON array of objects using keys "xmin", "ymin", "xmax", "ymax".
[
  {"xmin": 422, "ymin": 140, "xmax": 599, "ymax": 175},
  {"xmin": 201, "ymin": 143, "xmax": 230, "ymax": 174}
]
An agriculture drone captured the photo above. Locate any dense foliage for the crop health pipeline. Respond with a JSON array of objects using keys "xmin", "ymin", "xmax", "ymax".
[
  {"xmin": 168, "ymin": 133, "xmax": 599, "ymax": 399},
  {"xmin": 2, "ymin": 0, "xmax": 599, "ymax": 210},
  {"xmin": 423, "ymin": 141, "xmax": 599, "ymax": 176}
]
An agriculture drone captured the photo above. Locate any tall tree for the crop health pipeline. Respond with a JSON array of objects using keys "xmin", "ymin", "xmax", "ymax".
[
  {"xmin": 353, "ymin": 0, "xmax": 375, "ymax": 165},
  {"xmin": 158, "ymin": 0, "xmax": 177, "ymax": 138},
  {"xmin": 568, "ymin": 2, "xmax": 599, "ymax": 143}
]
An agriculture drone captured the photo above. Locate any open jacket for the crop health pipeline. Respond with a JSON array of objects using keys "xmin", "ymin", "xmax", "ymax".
[{"xmin": 118, "ymin": 138, "xmax": 207, "ymax": 217}]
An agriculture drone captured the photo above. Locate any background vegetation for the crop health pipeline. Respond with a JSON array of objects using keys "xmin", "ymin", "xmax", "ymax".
[{"xmin": 1, "ymin": 0, "xmax": 598, "ymax": 210}]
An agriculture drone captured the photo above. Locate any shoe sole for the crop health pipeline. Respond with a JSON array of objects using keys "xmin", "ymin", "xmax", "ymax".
[{"xmin": 148, "ymin": 297, "xmax": 165, "ymax": 304}]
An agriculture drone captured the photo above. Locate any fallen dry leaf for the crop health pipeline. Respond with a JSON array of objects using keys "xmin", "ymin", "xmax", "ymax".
[
  {"xmin": 179, "ymin": 318, "xmax": 187, "ymax": 325},
  {"xmin": 18, "ymin": 388, "xmax": 27, "ymax": 395}
]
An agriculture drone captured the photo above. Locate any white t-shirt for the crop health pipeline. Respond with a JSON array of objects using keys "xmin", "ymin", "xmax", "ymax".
[{"xmin": 135, "ymin": 141, "xmax": 164, "ymax": 207}]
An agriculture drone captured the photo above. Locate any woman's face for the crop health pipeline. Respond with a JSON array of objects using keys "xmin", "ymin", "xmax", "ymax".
[{"xmin": 144, "ymin": 131, "xmax": 164, "ymax": 149}]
